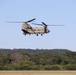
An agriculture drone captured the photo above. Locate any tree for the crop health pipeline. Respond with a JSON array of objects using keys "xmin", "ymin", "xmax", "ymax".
[
  {"xmin": 18, "ymin": 61, "xmax": 36, "ymax": 70},
  {"xmin": 44, "ymin": 65, "xmax": 62, "ymax": 70},
  {"xmin": 52, "ymin": 54, "xmax": 62, "ymax": 64},
  {"xmin": 65, "ymin": 64, "xmax": 76, "ymax": 70}
]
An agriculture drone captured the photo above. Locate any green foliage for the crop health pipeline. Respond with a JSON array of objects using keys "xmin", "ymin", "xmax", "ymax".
[
  {"xmin": 44, "ymin": 65, "xmax": 62, "ymax": 70},
  {"xmin": 17, "ymin": 61, "xmax": 36, "ymax": 70},
  {"xmin": 50, "ymin": 65, "xmax": 62, "ymax": 70},
  {"xmin": 3, "ymin": 64, "xmax": 16, "ymax": 70},
  {"xmin": 30, "ymin": 52, "xmax": 53, "ymax": 65},
  {"xmin": 65, "ymin": 64, "xmax": 76, "ymax": 70},
  {"xmin": 52, "ymin": 54, "xmax": 62, "ymax": 64},
  {"xmin": 0, "ymin": 66, "xmax": 3, "ymax": 70},
  {"xmin": 0, "ymin": 49, "xmax": 76, "ymax": 70},
  {"xmin": 31, "ymin": 65, "xmax": 42, "ymax": 70}
]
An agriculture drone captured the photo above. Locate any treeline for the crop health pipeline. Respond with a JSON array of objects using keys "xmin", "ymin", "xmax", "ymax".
[
  {"xmin": 0, "ymin": 49, "xmax": 70, "ymax": 54},
  {"xmin": 0, "ymin": 49, "xmax": 76, "ymax": 70}
]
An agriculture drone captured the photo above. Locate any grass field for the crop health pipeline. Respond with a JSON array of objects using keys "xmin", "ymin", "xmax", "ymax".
[{"xmin": 0, "ymin": 71, "xmax": 76, "ymax": 75}]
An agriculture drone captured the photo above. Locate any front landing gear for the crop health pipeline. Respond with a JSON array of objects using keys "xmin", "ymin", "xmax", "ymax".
[
  {"xmin": 41, "ymin": 34, "xmax": 43, "ymax": 36},
  {"xmin": 23, "ymin": 33, "xmax": 26, "ymax": 35}
]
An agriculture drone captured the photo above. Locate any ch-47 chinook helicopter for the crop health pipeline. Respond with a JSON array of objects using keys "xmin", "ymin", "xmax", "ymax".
[{"xmin": 6, "ymin": 18, "xmax": 64, "ymax": 36}]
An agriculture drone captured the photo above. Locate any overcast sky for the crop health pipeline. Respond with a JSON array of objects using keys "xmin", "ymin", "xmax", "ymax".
[{"xmin": 0, "ymin": 0, "xmax": 76, "ymax": 51}]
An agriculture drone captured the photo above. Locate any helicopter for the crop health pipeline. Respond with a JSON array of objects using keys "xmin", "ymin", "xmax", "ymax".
[{"xmin": 6, "ymin": 18, "xmax": 64, "ymax": 36}]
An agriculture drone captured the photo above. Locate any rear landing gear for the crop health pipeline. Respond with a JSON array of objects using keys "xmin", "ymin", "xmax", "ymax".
[
  {"xmin": 41, "ymin": 34, "xmax": 43, "ymax": 36},
  {"xmin": 36, "ymin": 34, "xmax": 38, "ymax": 36}
]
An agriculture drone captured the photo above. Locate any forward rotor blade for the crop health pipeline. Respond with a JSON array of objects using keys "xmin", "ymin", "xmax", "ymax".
[
  {"xmin": 26, "ymin": 18, "xmax": 36, "ymax": 23},
  {"xmin": 32, "ymin": 23, "xmax": 43, "ymax": 26},
  {"xmin": 6, "ymin": 18, "xmax": 36, "ymax": 23},
  {"xmin": 6, "ymin": 21, "xmax": 25, "ymax": 23}
]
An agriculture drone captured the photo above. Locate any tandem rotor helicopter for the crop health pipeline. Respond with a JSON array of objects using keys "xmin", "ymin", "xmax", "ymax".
[{"xmin": 6, "ymin": 18, "xmax": 64, "ymax": 36}]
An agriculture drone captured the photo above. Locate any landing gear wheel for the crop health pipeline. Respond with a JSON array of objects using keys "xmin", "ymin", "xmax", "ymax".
[
  {"xmin": 36, "ymin": 34, "xmax": 38, "ymax": 36},
  {"xmin": 41, "ymin": 34, "xmax": 43, "ymax": 36},
  {"xmin": 23, "ymin": 33, "xmax": 26, "ymax": 35}
]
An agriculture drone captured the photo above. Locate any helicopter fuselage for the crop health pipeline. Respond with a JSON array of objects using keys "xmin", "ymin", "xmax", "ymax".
[{"xmin": 21, "ymin": 23, "xmax": 50, "ymax": 36}]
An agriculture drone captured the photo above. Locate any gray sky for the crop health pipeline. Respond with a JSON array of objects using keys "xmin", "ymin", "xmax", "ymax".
[{"xmin": 0, "ymin": 0, "xmax": 76, "ymax": 51}]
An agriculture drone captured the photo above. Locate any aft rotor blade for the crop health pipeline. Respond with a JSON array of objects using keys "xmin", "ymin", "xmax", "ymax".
[
  {"xmin": 42, "ymin": 22, "xmax": 65, "ymax": 26},
  {"xmin": 32, "ymin": 23, "xmax": 64, "ymax": 26},
  {"xmin": 44, "ymin": 24, "xmax": 64, "ymax": 26},
  {"xmin": 42, "ymin": 22, "xmax": 47, "ymax": 26}
]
